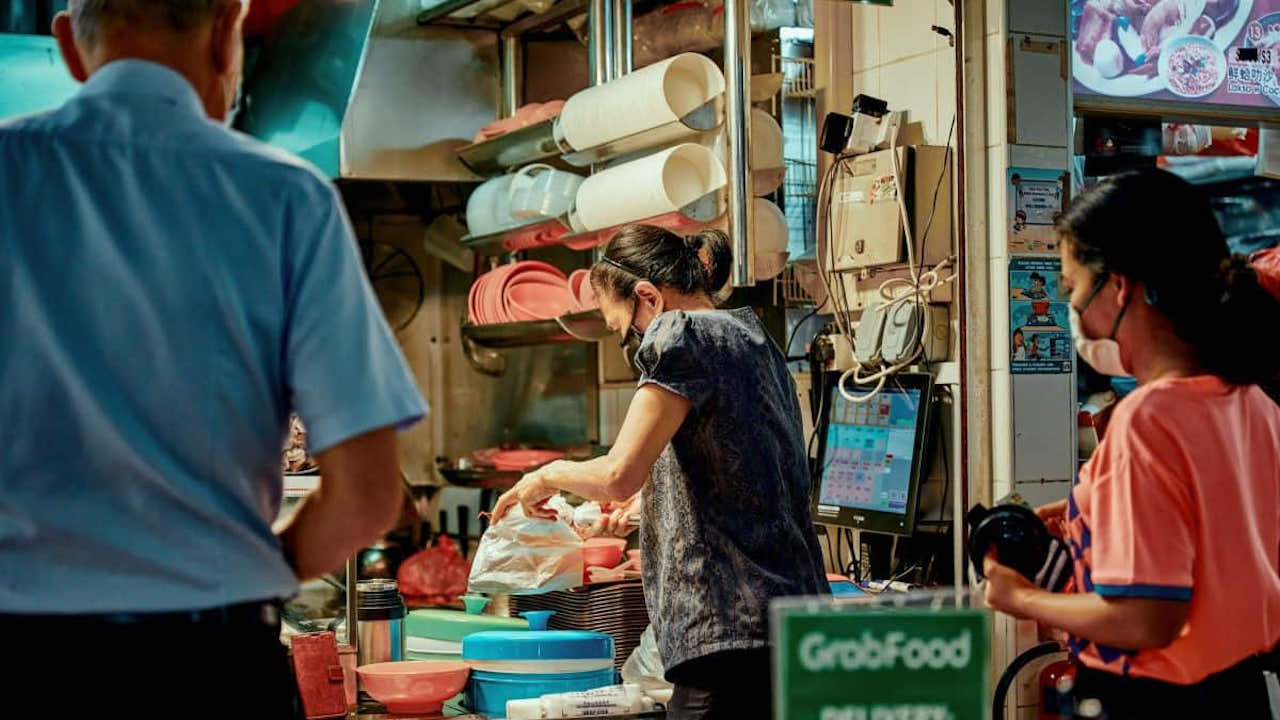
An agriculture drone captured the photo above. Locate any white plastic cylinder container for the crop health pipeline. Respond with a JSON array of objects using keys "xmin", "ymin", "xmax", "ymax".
[{"xmin": 506, "ymin": 684, "xmax": 656, "ymax": 719}]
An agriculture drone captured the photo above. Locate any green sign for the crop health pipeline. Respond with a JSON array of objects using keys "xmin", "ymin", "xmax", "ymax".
[{"xmin": 773, "ymin": 603, "xmax": 988, "ymax": 720}]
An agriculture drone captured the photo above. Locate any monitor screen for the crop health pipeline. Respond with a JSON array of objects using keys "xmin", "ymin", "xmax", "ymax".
[
  {"xmin": 1071, "ymin": 0, "xmax": 1280, "ymax": 116},
  {"xmin": 812, "ymin": 373, "xmax": 934, "ymax": 535}
]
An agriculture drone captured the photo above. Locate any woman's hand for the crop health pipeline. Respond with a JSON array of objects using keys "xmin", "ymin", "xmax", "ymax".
[
  {"xmin": 491, "ymin": 474, "xmax": 558, "ymax": 523},
  {"xmin": 595, "ymin": 494, "xmax": 642, "ymax": 538},
  {"xmin": 982, "ymin": 551, "xmax": 1037, "ymax": 620},
  {"xmin": 1036, "ymin": 498, "xmax": 1069, "ymax": 539}
]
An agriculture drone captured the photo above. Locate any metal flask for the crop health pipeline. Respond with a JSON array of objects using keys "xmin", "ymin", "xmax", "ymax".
[{"xmin": 355, "ymin": 579, "xmax": 406, "ymax": 666}]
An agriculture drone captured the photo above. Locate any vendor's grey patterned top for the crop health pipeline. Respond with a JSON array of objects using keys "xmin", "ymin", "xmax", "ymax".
[{"xmin": 635, "ymin": 307, "xmax": 829, "ymax": 675}]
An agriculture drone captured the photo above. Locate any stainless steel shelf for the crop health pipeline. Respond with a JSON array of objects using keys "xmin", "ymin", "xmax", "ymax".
[
  {"xmin": 460, "ymin": 215, "xmax": 571, "ymax": 256},
  {"xmin": 436, "ymin": 467, "xmax": 524, "ymax": 489},
  {"xmin": 460, "ymin": 189, "xmax": 726, "ymax": 256},
  {"xmin": 461, "ymin": 309, "xmax": 611, "ymax": 348},
  {"xmin": 455, "ymin": 98, "xmax": 723, "ymax": 178},
  {"xmin": 457, "ymin": 118, "xmax": 566, "ymax": 177}
]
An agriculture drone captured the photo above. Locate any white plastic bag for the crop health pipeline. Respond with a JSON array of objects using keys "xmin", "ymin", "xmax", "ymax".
[
  {"xmin": 621, "ymin": 626, "xmax": 673, "ymax": 695},
  {"xmin": 468, "ymin": 496, "xmax": 584, "ymax": 595}
]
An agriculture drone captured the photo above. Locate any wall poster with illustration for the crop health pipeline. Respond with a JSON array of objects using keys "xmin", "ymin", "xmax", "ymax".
[
  {"xmin": 1008, "ymin": 168, "xmax": 1069, "ymax": 254},
  {"xmin": 1010, "ymin": 257, "xmax": 1073, "ymax": 375}
]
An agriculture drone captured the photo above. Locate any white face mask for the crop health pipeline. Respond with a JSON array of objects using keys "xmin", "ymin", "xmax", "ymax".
[{"xmin": 1069, "ymin": 274, "xmax": 1132, "ymax": 377}]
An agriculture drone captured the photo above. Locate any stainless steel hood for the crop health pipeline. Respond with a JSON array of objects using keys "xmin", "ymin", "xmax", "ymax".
[{"xmin": 240, "ymin": 0, "xmax": 498, "ymax": 181}]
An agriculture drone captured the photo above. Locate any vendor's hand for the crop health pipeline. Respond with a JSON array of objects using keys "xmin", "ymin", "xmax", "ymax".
[
  {"xmin": 982, "ymin": 551, "xmax": 1035, "ymax": 620},
  {"xmin": 491, "ymin": 474, "xmax": 558, "ymax": 523},
  {"xmin": 595, "ymin": 494, "xmax": 642, "ymax": 538},
  {"xmin": 1036, "ymin": 498, "xmax": 1069, "ymax": 540}
]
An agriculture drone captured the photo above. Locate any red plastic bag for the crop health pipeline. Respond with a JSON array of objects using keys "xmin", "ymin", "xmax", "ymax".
[{"xmin": 397, "ymin": 535, "xmax": 471, "ymax": 607}]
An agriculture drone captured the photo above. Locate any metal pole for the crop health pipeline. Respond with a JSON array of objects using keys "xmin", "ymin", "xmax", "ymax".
[
  {"xmin": 587, "ymin": 0, "xmax": 613, "ymax": 86},
  {"xmin": 609, "ymin": 0, "xmax": 632, "ymax": 78},
  {"xmin": 500, "ymin": 35, "xmax": 523, "ymax": 118},
  {"xmin": 957, "ymin": 0, "xmax": 992, "ymax": 588},
  {"xmin": 724, "ymin": 0, "xmax": 755, "ymax": 287},
  {"xmin": 345, "ymin": 554, "xmax": 359, "ymax": 651}
]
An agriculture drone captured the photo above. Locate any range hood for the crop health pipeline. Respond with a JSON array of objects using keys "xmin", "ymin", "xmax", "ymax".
[{"xmin": 241, "ymin": 0, "xmax": 499, "ymax": 181}]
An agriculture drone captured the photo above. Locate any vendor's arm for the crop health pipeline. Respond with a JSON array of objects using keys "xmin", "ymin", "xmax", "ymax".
[
  {"xmin": 491, "ymin": 384, "xmax": 690, "ymax": 520},
  {"xmin": 987, "ymin": 410, "xmax": 1195, "ymax": 651},
  {"xmin": 983, "ymin": 554, "xmax": 1189, "ymax": 650}
]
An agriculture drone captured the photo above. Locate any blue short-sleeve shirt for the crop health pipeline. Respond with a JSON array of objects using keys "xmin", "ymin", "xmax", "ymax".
[
  {"xmin": 0, "ymin": 60, "xmax": 427, "ymax": 613},
  {"xmin": 634, "ymin": 307, "xmax": 829, "ymax": 674}
]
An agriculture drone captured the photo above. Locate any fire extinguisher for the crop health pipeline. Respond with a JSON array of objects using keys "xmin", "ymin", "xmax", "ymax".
[{"xmin": 1039, "ymin": 658, "xmax": 1076, "ymax": 720}]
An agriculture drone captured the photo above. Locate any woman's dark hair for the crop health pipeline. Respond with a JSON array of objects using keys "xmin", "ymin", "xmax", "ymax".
[
  {"xmin": 589, "ymin": 225, "xmax": 732, "ymax": 300},
  {"xmin": 1055, "ymin": 168, "xmax": 1280, "ymax": 386}
]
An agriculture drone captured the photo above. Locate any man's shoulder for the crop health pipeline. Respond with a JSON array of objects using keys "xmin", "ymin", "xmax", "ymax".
[{"xmin": 201, "ymin": 128, "xmax": 336, "ymax": 198}]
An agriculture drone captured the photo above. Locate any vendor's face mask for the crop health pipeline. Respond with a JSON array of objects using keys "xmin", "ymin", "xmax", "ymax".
[
  {"xmin": 1069, "ymin": 273, "xmax": 1132, "ymax": 377},
  {"xmin": 619, "ymin": 297, "xmax": 643, "ymax": 372}
]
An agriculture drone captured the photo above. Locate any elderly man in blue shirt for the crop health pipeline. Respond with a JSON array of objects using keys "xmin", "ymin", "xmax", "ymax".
[{"xmin": 0, "ymin": 0, "xmax": 427, "ymax": 714}]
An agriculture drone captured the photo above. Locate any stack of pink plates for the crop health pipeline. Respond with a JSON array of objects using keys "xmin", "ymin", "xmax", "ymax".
[{"xmin": 468, "ymin": 262, "xmax": 598, "ymax": 325}]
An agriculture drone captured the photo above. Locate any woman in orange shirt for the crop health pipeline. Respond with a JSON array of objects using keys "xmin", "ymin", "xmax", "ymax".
[{"xmin": 983, "ymin": 169, "xmax": 1280, "ymax": 718}]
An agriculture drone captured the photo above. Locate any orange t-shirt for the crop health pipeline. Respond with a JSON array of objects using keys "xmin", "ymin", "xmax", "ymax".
[{"xmin": 1066, "ymin": 375, "xmax": 1280, "ymax": 684}]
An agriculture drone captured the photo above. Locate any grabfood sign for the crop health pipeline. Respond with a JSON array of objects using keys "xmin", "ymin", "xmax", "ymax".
[{"xmin": 774, "ymin": 607, "xmax": 988, "ymax": 720}]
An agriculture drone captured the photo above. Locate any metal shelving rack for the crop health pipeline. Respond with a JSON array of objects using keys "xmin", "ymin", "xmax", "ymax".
[{"xmin": 460, "ymin": 188, "xmax": 726, "ymax": 256}]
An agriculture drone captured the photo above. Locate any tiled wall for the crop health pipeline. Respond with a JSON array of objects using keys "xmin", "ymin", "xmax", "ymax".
[{"xmin": 846, "ymin": 0, "xmax": 958, "ymax": 147}]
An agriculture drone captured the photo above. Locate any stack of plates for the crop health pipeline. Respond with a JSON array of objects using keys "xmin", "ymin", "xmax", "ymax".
[
  {"xmin": 468, "ymin": 261, "xmax": 598, "ymax": 326},
  {"xmin": 511, "ymin": 581, "xmax": 649, "ymax": 672}
]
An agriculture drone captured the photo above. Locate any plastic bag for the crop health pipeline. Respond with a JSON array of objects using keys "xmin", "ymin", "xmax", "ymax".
[
  {"xmin": 468, "ymin": 496, "xmax": 584, "ymax": 595},
  {"xmin": 398, "ymin": 534, "xmax": 471, "ymax": 607},
  {"xmin": 621, "ymin": 626, "xmax": 673, "ymax": 694}
]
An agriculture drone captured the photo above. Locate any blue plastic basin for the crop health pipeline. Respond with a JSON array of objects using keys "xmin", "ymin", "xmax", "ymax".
[{"xmin": 467, "ymin": 668, "xmax": 615, "ymax": 718}]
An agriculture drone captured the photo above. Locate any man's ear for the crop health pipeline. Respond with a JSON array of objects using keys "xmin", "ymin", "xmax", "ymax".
[
  {"xmin": 52, "ymin": 12, "xmax": 89, "ymax": 83},
  {"xmin": 210, "ymin": 0, "xmax": 245, "ymax": 74}
]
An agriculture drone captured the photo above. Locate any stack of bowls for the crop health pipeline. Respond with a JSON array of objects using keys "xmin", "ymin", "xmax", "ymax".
[{"xmin": 468, "ymin": 262, "xmax": 597, "ymax": 325}]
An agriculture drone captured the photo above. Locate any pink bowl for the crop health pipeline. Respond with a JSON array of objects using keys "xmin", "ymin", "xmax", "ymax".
[
  {"xmin": 356, "ymin": 661, "xmax": 470, "ymax": 714},
  {"xmin": 583, "ymin": 537, "xmax": 627, "ymax": 568},
  {"xmin": 507, "ymin": 281, "xmax": 575, "ymax": 321}
]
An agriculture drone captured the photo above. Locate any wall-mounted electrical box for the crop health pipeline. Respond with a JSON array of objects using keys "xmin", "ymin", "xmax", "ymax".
[{"xmin": 828, "ymin": 145, "xmax": 953, "ymax": 271}]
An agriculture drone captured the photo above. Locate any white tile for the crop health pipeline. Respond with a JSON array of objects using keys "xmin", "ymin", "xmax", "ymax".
[
  {"xmin": 850, "ymin": 5, "xmax": 882, "ymax": 73},
  {"xmin": 878, "ymin": 0, "xmax": 938, "ymax": 65},
  {"xmin": 936, "ymin": 47, "xmax": 957, "ymax": 146},
  {"xmin": 879, "ymin": 53, "xmax": 939, "ymax": 141},
  {"xmin": 987, "ymin": 145, "xmax": 1008, "ymax": 259},
  {"xmin": 986, "ymin": 32, "xmax": 1007, "ymax": 148},
  {"xmin": 851, "ymin": 67, "xmax": 881, "ymax": 99}
]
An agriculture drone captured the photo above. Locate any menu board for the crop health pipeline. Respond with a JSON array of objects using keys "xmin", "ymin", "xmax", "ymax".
[{"xmin": 1072, "ymin": 0, "xmax": 1280, "ymax": 111}]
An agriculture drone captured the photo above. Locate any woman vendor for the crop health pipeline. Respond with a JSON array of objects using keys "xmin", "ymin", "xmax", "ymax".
[
  {"xmin": 492, "ymin": 225, "xmax": 829, "ymax": 720},
  {"xmin": 983, "ymin": 170, "xmax": 1280, "ymax": 718}
]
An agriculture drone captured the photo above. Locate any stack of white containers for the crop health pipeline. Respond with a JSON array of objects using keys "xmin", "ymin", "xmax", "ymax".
[{"xmin": 463, "ymin": 51, "xmax": 791, "ymax": 309}]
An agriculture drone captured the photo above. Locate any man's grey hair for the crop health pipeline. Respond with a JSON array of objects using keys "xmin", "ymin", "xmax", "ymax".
[{"xmin": 69, "ymin": 0, "xmax": 230, "ymax": 45}]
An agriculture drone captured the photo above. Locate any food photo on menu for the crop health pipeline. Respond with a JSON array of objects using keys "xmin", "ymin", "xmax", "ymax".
[{"xmin": 1072, "ymin": 0, "xmax": 1280, "ymax": 107}]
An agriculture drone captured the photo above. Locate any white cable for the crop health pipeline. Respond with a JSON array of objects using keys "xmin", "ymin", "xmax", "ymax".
[{"xmin": 887, "ymin": 127, "xmax": 919, "ymax": 287}]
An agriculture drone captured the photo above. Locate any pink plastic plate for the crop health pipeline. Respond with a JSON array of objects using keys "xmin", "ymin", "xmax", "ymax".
[
  {"xmin": 490, "ymin": 449, "xmax": 565, "ymax": 472},
  {"xmin": 507, "ymin": 281, "xmax": 574, "ymax": 321}
]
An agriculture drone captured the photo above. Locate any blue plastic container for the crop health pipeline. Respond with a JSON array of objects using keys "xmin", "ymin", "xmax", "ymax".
[
  {"xmin": 462, "ymin": 629, "xmax": 616, "ymax": 717},
  {"xmin": 467, "ymin": 667, "xmax": 616, "ymax": 717}
]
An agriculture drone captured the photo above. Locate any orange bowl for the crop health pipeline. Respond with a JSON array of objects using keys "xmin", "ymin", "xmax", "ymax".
[
  {"xmin": 356, "ymin": 661, "xmax": 470, "ymax": 714},
  {"xmin": 583, "ymin": 537, "xmax": 627, "ymax": 568}
]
